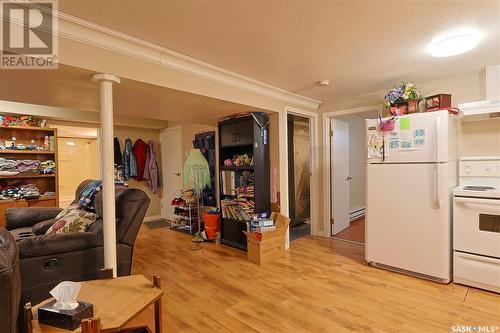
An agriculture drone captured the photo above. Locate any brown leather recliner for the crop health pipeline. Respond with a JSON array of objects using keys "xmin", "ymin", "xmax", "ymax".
[
  {"xmin": 5, "ymin": 180, "xmax": 150, "ymax": 331},
  {"xmin": 0, "ymin": 227, "xmax": 21, "ymax": 333}
]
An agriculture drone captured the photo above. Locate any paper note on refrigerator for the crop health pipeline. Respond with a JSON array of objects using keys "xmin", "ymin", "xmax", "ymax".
[
  {"xmin": 399, "ymin": 130, "xmax": 413, "ymax": 149},
  {"xmin": 399, "ymin": 117, "xmax": 410, "ymax": 130},
  {"xmin": 388, "ymin": 132, "xmax": 400, "ymax": 149},
  {"xmin": 414, "ymin": 128, "xmax": 426, "ymax": 147},
  {"xmin": 367, "ymin": 132, "xmax": 384, "ymax": 158}
]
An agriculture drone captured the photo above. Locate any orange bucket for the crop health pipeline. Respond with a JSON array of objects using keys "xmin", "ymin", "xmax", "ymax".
[{"xmin": 203, "ymin": 211, "xmax": 220, "ymax": 240}]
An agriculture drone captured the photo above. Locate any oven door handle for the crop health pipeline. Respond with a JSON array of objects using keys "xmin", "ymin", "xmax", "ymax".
[{"xmin": 455, "ymin": 197, "xmax": 500, "ymax": 209}]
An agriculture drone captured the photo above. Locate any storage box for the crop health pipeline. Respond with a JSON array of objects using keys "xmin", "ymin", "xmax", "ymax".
[
  {"xmin": 425, "ymin": 94, "xmax": 451, "ymax": 111},
  {"xmin": 244, "ymin": 212, "xmax": 290, "ymax": 265}
]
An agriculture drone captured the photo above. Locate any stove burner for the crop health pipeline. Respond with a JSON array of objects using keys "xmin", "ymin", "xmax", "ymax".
[{"xmin": 463, "ymin": 186, "xmax": 496, "ymax": 191}]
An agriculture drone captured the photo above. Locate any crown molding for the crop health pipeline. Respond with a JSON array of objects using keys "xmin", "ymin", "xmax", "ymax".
[
  {"xmin": 0, "ymin": 100, "xmax": 169, "ymax": 129},
  {"xmin": 53, "ymin": 11, "xmax": 321, "ymax": 111}
]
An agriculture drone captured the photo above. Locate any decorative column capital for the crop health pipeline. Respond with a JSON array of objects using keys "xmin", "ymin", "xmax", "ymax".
[{"xmin": 91, "ymin": 73, "xmax": 121, "ymax": 84}]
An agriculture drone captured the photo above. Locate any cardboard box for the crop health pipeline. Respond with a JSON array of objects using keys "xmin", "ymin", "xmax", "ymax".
[{"xmin": 244, "ymin": 212, "xmax": 290, "ymax": 265}]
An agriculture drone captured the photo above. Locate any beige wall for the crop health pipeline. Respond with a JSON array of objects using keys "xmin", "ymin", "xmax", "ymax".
[
  {"xmin": 113, "ymin": 126, "xmax": 162, "ymax": 217},
  {"xmin": 418, "ymin": 70, "xmax": 500, "ymax": 157}
]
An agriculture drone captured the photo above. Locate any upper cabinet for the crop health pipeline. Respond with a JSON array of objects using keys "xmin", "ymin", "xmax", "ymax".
[{"xmin": 219, "ymin": 118, "xmax": 254, "ymax": 147}]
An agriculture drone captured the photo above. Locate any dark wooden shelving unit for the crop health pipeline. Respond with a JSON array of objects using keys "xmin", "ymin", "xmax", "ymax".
[
  {"xmin": 218, "ymin": 114, "xmax": 270, "ymax": 250},
  {"xmin": 220, "ymin": 165, "xmax": 255, "ymax": 171}
]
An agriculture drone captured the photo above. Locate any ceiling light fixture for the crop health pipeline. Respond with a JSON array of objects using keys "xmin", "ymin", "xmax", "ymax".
[
  {"xmin": 427, "ymin": 28, "xmax": 482, "ymax": 58},
  {"xmin": 317, "ymin": 80, "xmax": 330, "ymax": 87}
]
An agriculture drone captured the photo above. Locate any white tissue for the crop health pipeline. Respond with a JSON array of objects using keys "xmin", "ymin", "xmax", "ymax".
[{"xmin": 50, "ymin": 281, "xmax": 81, "ymax": 310}]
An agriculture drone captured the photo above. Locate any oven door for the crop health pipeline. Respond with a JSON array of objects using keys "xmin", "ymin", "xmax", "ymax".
[{"xmin": 454, "ymin": 196, "xmax": 500, "ymax": 258}]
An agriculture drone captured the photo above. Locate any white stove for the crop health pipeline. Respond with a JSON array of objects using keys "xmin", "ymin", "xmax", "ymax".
[
  {"xmin": 453, "ymin": 157, "xmax": 500, "ymax": 293},
  {"xmin": 453, "ymin": 185, "xmax": 500, "ymax": 199}
]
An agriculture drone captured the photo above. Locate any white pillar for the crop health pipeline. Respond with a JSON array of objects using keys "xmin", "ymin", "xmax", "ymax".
[{"xmin": 92, "ymin": 73, "xmax": 121, "ymax": 277}]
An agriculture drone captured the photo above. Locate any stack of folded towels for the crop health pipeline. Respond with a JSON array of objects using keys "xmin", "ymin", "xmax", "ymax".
[{"xmin": 0, "ymin": 158, "xmax": 19, "ymax": 175}]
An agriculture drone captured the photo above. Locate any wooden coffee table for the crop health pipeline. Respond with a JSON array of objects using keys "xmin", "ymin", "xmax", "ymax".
[{"xmin": 26, "ymin": 275, "xmax": 163, "ymax": 333}]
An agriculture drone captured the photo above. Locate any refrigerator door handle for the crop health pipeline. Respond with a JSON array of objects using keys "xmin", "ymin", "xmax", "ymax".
[
  {"xmin": 435, "ymin": 117, "xmax": 442, "ymax": 162},
  {"xmin": 435, "ymin": 164, "xmax": 441, "ymax": 209}
]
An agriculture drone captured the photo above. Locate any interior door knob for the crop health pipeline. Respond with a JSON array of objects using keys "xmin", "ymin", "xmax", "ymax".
[
  {"xmin": 174, "ymin": 172, "xmax": 180, "ymax": 176},
  {"xmin": 346, "ymin": 176, "xmax": 352, "ymax": 181}
]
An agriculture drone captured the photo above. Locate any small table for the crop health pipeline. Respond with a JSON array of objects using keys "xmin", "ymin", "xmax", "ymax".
[{"xmin": 26, "ymin": 275, "xmax": 163, "ymax": 333}]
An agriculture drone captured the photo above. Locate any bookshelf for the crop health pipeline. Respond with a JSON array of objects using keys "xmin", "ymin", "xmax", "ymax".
[
  {"xmin": 218, "ymin": 114, "xmax": 270, "ymax": 250},
  {"xmin": 0, "ymin": 126, "xmax": 59, "ymax": 228}
]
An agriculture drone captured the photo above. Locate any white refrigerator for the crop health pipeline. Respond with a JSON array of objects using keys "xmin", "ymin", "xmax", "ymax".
[{"xmin": 365, "ymin": 110, "xmax": 457, "ymax": 283}]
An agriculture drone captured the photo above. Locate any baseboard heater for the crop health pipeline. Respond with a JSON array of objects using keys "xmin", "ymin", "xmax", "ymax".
[{"xmin": 349, "ymin": 207, "xmax": 365, "ymax": 223}]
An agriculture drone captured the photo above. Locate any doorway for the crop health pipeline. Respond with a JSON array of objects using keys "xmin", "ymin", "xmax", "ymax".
[
  {"xmin": 287, "ymin": 114, "xmax": 311, "ymax": 241},
  {"xmin": 56, "ymin": 125, "xmax": 100, "ymax": 207},
  {"xmin": 330, "ymin": 110, "xmax": 379, "ymax": 244},
  {"xmin": 160, "ymin": 126, "xmax": 183, "ymax": 220}
]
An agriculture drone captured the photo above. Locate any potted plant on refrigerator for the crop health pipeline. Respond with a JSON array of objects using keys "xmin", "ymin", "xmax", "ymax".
[{"xmin": 384, "ymin": 82, "xmax": 422, "ymax": 116}]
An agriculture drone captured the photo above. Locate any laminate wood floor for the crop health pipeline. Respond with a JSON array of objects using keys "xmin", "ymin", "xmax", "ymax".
[
  {"xmin": 334, "ymin": 217, "xmax": 365, "ymax": 243},
  {"xmin": 128, "ymin": 225, "xmax": 500, "ymax": 333}
]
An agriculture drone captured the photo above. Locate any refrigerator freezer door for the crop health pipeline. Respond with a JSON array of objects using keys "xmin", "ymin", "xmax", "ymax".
[
  {"xmin": 366, "ymin": 111, "xmax": 450, "ymax": 164},
  {"xmin": 365, "ymin": 163, "xmax": 451, "ymax": 282}
]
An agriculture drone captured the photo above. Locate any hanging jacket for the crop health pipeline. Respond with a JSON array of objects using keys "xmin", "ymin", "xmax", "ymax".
[
  {"xmin": 132, "ymin": 138, "xmax": 148, "ymax": 182},
  {"xmin": 143, "ymin": 140, "xmax": 159, "ymax": 193},
  {"xmin": 113, "ymin": 137, "xmax": 122, "ymax": 166},
  {"xmin": 122, "ymin": 138, "xmax": 138, "ymax": 180}
]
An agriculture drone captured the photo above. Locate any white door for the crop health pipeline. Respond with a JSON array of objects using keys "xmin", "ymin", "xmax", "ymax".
[
  {"xmin": 160, "ymin": 127, "xmax": 183, "ymax": 220},
  {"xmin": 330, "ymin": 118, "xmax": 350, "ymax": 235}
]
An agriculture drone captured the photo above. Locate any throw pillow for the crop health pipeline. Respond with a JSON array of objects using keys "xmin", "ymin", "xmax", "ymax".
[
  {"xmin": 55, "ymin": 203, "xmax": 81, "ymax": 219},
  {"xmin": 46, "ymin": 209, "xmax": 99, "ymax": 235}
]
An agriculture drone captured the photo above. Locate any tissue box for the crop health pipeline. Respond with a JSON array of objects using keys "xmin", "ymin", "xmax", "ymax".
[{"xmin": 38, "ymin": 300, "xmax": 94, "ymax": 330}]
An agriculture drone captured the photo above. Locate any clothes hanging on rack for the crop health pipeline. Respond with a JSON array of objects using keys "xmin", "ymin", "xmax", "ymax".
[
  {"xmin": 113, "ymin": 137, "xmax": 122, "ymax": 167},
  {"xmin": 133, "ymin": 138, "xmax": 148, "ymax": 182},
  {"xmin": 143, "ymin": 139, "xmax": 159, "ymax": 193},
  {"xmin": 192, "ymin": 131, "xmax": 216, "ymax": 206},
  {"xmin": 122, "ymin": 138, "xmax": 138, "ymax": 180}
]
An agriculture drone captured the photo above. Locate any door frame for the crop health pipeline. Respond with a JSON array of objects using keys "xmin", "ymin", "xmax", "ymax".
[
  {"xmin": 321, "ymin": 105, "xmax": 382, "ymax": 237},
  {"xmin": 280, "ymin": 106, "xmax": 320, "ymax": 244},
  {"xmin": 159, "ymin": 125, "xmax": 182, "ymax": 219}
]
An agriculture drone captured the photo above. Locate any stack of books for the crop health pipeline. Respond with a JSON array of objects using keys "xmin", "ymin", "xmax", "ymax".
[
  {"xmin": 221, "ymin": 198, "xmax": 252, "ymax": 221},
  {"xmin": 236, "ymin": 184, "xmax": 254, "ymax": 198}
]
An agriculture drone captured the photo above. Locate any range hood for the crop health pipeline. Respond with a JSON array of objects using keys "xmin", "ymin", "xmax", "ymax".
[
  {"xmin": 459, "ymin": 65, "xmax": 500, "ymax": 121},
  {"xmin": 459, "ymin": 99, "xmax": 500, "ymax": 121}
]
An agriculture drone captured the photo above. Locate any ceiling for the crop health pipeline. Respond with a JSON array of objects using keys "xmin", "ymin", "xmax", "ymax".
[
  {"xmin": 0, "ymin": 64, "xmax": 265, "ymax": 123},
  {"xmin": 59, "ymin": 1, "xmax": 500, "ymax": 104}
]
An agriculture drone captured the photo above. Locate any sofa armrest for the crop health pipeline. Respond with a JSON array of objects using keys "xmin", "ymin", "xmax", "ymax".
[
  {"xmin": 5, "ymin": 207, "xmax": 63, "ymax": 231},
  {"xmin": 32, "ymin": 219, "xmax": 57, "ymax": 235},
  {"xmin": 18, "ymin": 232, "xmax": 103, "ymax": 259}
]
